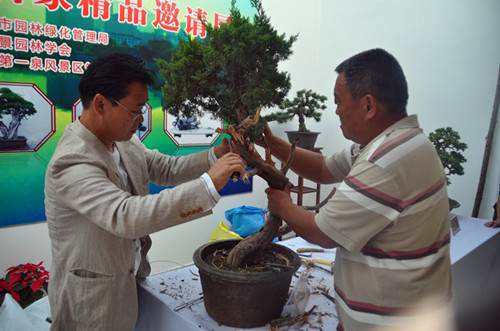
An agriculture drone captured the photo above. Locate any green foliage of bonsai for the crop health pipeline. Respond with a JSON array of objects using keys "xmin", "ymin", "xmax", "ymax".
[
  {"xmin": 264, "ymin": 89, "xmax": 328, "ymax": 132},
  {"xmin": 157, "ymin": 0, "xmax": 306, "ymax": 268},
  {"xmin": 156, "ymin": 0, "xmax": 297, "ymax": 136},
  {"xmin": 0, "ymin": 88, "xmax": 36, "ymax": 140},
  {"xmin": 428, "ymin": 127, "xmax": 468, "ymax": 185}
]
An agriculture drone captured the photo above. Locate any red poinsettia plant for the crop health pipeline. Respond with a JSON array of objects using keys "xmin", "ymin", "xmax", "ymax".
[{"xmin": 0, "ymin": 261, "xmax": 49, "ymax": 308}]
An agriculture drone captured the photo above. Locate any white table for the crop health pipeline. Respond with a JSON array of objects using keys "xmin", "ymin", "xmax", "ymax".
[
  {"xmin": 135, "ymin": 237, "xmax": 338, "ymax": 331},
  {"xmin": 135, "ymin": 215, "xmax": 500, "ymax": 331}
]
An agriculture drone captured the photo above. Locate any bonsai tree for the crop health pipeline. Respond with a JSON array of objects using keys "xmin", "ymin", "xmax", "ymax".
[
  {"xmin": 265, "ymin": 89, "xmax": 327, "ymax": 132},
  {"xmin": 0, "ymin": 88, "xmax": 36, "ymax": 140},
  {"xmin": 429, "ymin": 127, "xmax": 468, "ymax": 209},
  {"xmin": 157, "ymin": 0, "xmax": 296, "ymax": 131},
  {"xmin": 428, "ymin": 127, "xmax": 467, "ymax": 185},
  {"xmin": 158, "ymin": 0, "xmax": 305, "ymax": 269}
]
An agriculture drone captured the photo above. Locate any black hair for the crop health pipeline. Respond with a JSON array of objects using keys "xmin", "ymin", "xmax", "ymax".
[
  {"xmin": 79, "ymin": 53, "xmax": 153, "ymax": 108},
  {"xmin": 335, "ymin": 48, "xmax": 408, "ymax": 115}
]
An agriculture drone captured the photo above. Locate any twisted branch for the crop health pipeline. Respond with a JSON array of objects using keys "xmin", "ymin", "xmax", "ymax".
[{"xmin": 225, "ymin": 121, "xmax": 297, "ymax": 269}]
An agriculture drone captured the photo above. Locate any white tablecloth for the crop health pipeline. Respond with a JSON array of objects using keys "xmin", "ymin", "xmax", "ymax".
[
  {"xmin": 135, "ymin": 215, "xmax": 499, "ymax": 331},
  {"xmin": 136, "ymin": 237, "xmax": 338, "ymax": 331},
  {"xmin": 1, "ymin": 216, "xmax": 497, "ymax": 331}
]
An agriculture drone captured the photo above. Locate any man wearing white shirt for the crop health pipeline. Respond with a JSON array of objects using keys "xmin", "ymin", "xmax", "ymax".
[{"xmin": 44, "ymin": 53, "xmax": 244, "ymax": 330}]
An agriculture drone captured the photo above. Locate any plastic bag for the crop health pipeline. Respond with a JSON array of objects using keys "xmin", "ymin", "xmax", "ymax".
[
  {"xmin": 209, "ymin": 221, "xmax": 242, "ymax": 242},
  {"xmin": 282, "ymin": 266, "xmax": 312, "ymax": 317},
  {"xmin": 224, "ymin": 205, "xmax": 267, "ymax": 238}
]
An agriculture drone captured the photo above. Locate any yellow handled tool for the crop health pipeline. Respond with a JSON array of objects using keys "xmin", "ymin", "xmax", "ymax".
[{"xmin": 301, "ymin": 258, "xmax": 334, "ymax": 267}]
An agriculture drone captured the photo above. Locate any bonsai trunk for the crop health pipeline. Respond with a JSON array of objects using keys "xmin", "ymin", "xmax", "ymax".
[
  {"xmin": 0, "ymin": 121, "xmax": 8, "ymax": 139},
  {"xmin": 7, "ymin": 114, "xmax": 22, "ymax": 140},
  {"xmin": 225, "ymin": 213, "xmax": 283, "ymax": 269},
  {"xmin": 298, "ymin": 114, "xmax": 307, "ymax": 132},
  {"xmin": 224, "ymin": 119, "xmax": 295, "ymax": 269}
]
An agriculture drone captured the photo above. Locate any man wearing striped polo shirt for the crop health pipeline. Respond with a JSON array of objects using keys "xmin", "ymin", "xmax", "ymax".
[{"xmin": 266, "ymin": 48, "xmax": 451, "ymax": 330}]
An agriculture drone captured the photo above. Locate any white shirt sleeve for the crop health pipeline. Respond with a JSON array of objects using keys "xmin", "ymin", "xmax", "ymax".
[
  {"xmin": 208, "ymin": 147, "xmax": 218, "ymax": 166},
  {"xmin": 201, "ymin": 172, "xmax": 221, "ymax": 202}
]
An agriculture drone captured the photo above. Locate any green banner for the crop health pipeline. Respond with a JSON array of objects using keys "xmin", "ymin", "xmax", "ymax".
[{"xmin": 0, "ymin": 0, "xmax": 256, "ymax": 227}]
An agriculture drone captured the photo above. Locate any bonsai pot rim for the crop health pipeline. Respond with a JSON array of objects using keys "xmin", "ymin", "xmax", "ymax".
[
  {"xmin": 193, "ymin": 239, "xmax": 301, "ymax": 282},
  {"xmin": 193, "ymin": 239, "xmax": 302, "ymax": 327},
  {"xmin": 285, "ymin": 131, "xmax": 320, "ymax": 149}
]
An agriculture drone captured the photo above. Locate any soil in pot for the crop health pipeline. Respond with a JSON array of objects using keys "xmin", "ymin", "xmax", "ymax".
[
  {"xmin": 206, "ymin": 244, "xmax": 293, "ymax": 272},
  {"xmin": 193, "ymin": 239, "xmax": 301, "ymax": 328}
]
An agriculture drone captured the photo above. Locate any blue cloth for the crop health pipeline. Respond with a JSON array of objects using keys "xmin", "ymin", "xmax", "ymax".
[{"xmin": 225, "ymin": 205, "xmax": 267, "ymax": 238}]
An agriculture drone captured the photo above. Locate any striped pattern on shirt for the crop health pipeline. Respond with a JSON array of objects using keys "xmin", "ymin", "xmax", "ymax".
[{"xmin": 316, "ymin": 115, "xmax": 451, "ymax": 330}]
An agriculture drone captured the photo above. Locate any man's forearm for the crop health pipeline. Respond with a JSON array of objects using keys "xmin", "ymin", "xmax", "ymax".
[
  {"xmin": 266, "ymin": 135, "xmax": 334, "ymax": 184},
  {"xmin": 282, "ymin": 204, "xmax": 337, "ymax": 248}
]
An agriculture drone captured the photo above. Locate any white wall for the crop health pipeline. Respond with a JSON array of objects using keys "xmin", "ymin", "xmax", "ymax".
[
  {"xmin": 1, "ymin": 0, "xmax": 499, "ymax": 274},
  {"xmin": 263, "ymin": 0, "xmax": 500, "ymax": 218},
  {"xmin": 0, "ymin": 222, "xmax": 52, "ymax": 273}
]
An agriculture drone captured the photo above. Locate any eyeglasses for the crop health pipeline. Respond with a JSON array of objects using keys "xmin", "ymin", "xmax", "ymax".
[{"xmin": 109, "ymin": 97, "xmax": 148, "ymax": 119}]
